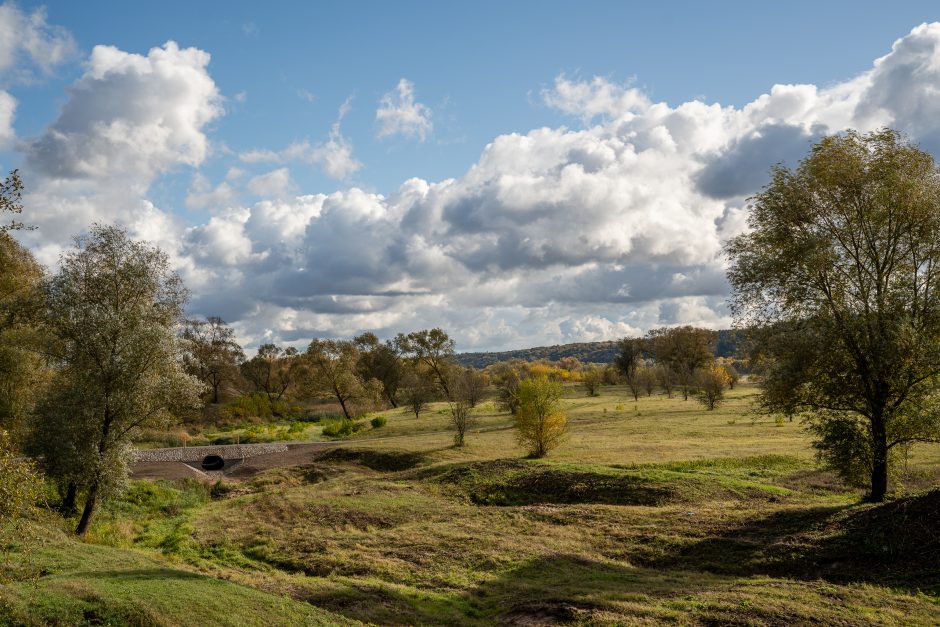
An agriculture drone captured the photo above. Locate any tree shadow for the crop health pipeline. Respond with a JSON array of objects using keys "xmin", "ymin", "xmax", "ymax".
[
  {"xmin": 640, "ymin": 491, "xmax": 940, "ymax": 594},
  {"xmin": 66, "ymin": 568, "xmax": 208, "ymax": 582}
]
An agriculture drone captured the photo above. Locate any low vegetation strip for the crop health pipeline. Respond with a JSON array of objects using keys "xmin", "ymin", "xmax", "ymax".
[
  {"xmin": 433, "ymin": 459, "xmax": 790, "ymax": 506},
  {"xmin": 135, "ymin": 442, "xmax": 289, "ymax": 463}
]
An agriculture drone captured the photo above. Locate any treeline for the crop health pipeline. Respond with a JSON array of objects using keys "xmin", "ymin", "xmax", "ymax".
[
  {"xmin": 610, "ymin": 327, "xmax": 739, "ymax": 409},
  {"xmin": 456, "ymin": 341, "xmax": 620, "ymax": 368},
  {"xmin": 455, "ymin": 330, "xmax": 744, "ymax": 369}
]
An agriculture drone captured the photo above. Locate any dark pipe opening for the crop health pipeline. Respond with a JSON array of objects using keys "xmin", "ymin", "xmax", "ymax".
[{"xmin": 201, "ymin": 454, "xmax": 225, "ymax": 471}]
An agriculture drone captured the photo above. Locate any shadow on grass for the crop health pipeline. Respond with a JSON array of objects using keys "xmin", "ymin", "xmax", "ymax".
[
  {"xmin": 315, "ymin": 448, "xmax": 428, "ymax": 472},
  {"xmin": 65, "ymin": 568, "xmax": 209, "ymax": 582},
  {"xmin": 642, "ymin": 490, "xmax": 940, "ymax": 594}
]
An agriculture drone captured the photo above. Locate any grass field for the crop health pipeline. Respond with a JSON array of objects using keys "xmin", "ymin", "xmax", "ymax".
[{"xmin": 3, "ymin": 383, "xmax": 939, "ymax": 625}]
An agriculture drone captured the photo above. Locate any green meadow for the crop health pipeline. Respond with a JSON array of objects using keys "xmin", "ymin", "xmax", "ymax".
[{"xmin": 3, "ymin": 384, "xmax": 939, "ymax": 625}]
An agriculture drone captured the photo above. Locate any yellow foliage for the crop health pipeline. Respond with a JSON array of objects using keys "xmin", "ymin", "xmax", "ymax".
[
  {"xmin": 695, "ymin": 364, "xmax": 731, "ymax": 410},
  {"xmin": 514, "ymin": 376, "xmax": 568, "ymax": 457}
]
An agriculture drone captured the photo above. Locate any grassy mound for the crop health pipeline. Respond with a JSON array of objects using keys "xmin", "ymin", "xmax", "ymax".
[
  {"xmin": 435, "ymin": 459, "xmax": 789, "ymax": 506},
  {"xmin": 0, "ymin": 528, "xmax": 356, "ymax": 626},
  {"xmin": 316, "ymin": 447, "xmax": 427, "ymax": 472},
  {"xmin": 644, "ymin": 488, "xmax": 940, "ymax": 594},
  {"xmin": 806, "ymin": 488, "xmax": 940, "ymax": 591}
]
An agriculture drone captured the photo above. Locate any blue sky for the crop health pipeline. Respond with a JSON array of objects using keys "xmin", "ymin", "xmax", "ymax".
[
  {"xmin": 9, "ymin": 1, "xmax": 940, "ymax": 202},
  {"xmin": 4, "ymin": 2, "xmax": 940, "ymax": 350}
]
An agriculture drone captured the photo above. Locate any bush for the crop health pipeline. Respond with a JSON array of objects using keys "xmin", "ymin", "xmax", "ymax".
[
  {"xmin": 0, "ymin": 430, "xmax": 42, "ymax": 523},
  {"xmin": 515, "ymin": 376, "xmax": 568, "ymax": 458},
  {"xmin": 370, "ymin": 416, "xmax": 387, "ymax": 429},
  {"xmin": 321, "ymin": 419, "xmax": 367, "ymax": 438},
  {"xmin": 695, "ymin": 364, "xmax": 731, "ymax": 410},
  {"xmin": 210, "ymin": 479, "xmax": 232, "ymax": 499},
  {"xmin": 217, "ymin": 393, "xmax": 303, "ymax": 423}
]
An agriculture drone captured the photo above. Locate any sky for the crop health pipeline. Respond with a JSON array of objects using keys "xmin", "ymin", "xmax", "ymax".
[{"xmin": 3, "ymin": 1, "xmax": 940, "ymax": 352}]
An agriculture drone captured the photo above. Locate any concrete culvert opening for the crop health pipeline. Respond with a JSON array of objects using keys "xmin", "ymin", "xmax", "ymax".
[{"xmin": 201, "ymin": 455, "xmax": 225, "ymax": 471}]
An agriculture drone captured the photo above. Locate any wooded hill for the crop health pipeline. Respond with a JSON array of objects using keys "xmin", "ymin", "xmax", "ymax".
[{"xmin": 456, "ymin": 330, "xmax": 741, "ymax": 368}]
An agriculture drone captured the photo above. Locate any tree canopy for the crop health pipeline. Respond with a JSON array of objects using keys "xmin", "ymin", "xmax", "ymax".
[
  {"xmin": 181, "ymin": 316, "xmax": 245, "ymax": 404},
  {"xmin": 33, "ymin": 225, "xmax": 203, "ymax": 534},
  {"xmin": 726, "ymin": 128, "xmax": 940, "ymax": 501}
]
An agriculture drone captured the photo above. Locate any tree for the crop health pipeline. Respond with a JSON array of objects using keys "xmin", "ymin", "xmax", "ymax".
[
  {"xmin": 354, "ymin": 332, "xmax": 403, "ymax": 408},
  {"xmin": 0, "ymin": 232, "xmax": 46, "ymax": 438},
  {"xmin": 400, "ymin": 368, "xmax": 434, "ymax": 418},
  {"xmin": 34, "ymin": 225, "xmax": 203, "ymax": 534},
  {"xmin": 455, "ymin": 367, "xmax": 487, "ymax": 408},
  {"xmin": 491, "ymin": 361, "xmax": 524, "ymax": 415},
  {"xmin": 655, "ymin": 363, "xmax": 676, "ymax": 398},
  {"xmin": 180, "ymin": 317, "xmax": 245, "ymax": 404},
  {"xmin": 726, "ymin": 128, "xmax": 940, "ymax": 502},
  {"xmin": 615, "ymin": 337, "xmax": 644, "ymax": 380},
  {"xmin": 396, "ymin": 328, "xmax": 455, "ymax": 398},
  {"xmin": 638, "ymin": 365, "xmax": 656, "ymax": 396},
  {"xmin": 305, "ymin": 339, "xmax": 378, "ymax": 420},
  {"xmin": 0, "ymin": 430, "xmax": 42, "ymax": 540},
  {"xmin": 581, "ymin": 365, "xmax": 603, "ymax": 396},
  {"xmin": 447, "ymin": 372, "xmax": 476, "ymax": 446},
  {"xmin": 646, "ymin": 326, "xmax": 716, "ymax": 400},
  {"xmin": 616, "ymin": 337, "xmax": 645, "ymax": 401},
  {"xmin": 602, "ymin": 364, "xmax": 620, "ymax": 385},
  {"xmin": 514, "ymin": 376, "xmax": 567, "ymax": 458},
  {"xmin": 0, "ymin": 173, "xmax": 45, "ymax": 439},
  {"xmin": 240, "ymin": 344, "xmax": 304, "ymax": 403},
  {"xmin": 695, "ymin": 364, "xmax": 731, "ymax": 410},
  {"xmin": 718, "ymin": 360, "xmax": 741, "ymax": 390},
  {"xmin": 0, "ymin": 170, "xmax": 31, "ymax": 232}
]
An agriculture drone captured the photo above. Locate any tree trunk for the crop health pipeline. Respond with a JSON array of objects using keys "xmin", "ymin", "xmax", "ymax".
[
  {"xmin": 61, "ymin": 482, "xmax": 77, "ymax": 514},
  {"xmin": 869, "ymin": 416, "xmax": 889, "ymax": 502},
  {"xmin": 75, "ymin": 482, "xmax": 98, "ymax": 536},
  {"xmin": 337, "ymin": 394, "xmax": 351, "ymax": 420}
]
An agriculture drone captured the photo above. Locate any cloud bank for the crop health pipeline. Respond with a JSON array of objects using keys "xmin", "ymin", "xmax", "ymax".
[{"xmin": 14, "ymin": 20, "xmax": 940, "ymax": 351}]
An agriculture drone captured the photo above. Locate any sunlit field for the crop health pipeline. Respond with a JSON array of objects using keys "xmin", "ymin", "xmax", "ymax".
[{"xmin": 3, "ymin": 382, "xmax": 938, "ymax": 625}]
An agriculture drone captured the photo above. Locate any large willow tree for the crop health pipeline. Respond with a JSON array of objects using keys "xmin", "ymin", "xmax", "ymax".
[
  {"xmin": 726, "ymin": 128, "xmax": 940, "ymax": 502},
  {"xmin": 36, "ymin": 225, "xmax": 203, "ymax": 534}
]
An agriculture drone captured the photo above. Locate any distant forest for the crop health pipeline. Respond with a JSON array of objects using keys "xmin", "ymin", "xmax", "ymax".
[{"xmin": 456, "ymin": 330, "xmax": 741, "ymax": 368}]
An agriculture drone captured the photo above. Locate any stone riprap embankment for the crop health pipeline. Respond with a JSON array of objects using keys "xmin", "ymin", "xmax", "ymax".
[{"xmin": 135, "ymin": 442, "xmax": 289, "ymax": 463}]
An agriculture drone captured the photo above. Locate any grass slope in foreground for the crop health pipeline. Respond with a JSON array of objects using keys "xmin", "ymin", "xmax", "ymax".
[{"xmin": 0, "ymin": 521, "xmax": 357, "ymax": 626}]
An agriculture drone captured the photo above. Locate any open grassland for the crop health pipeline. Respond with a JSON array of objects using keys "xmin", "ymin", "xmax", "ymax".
[{"xmin": 3, "ymin": 384, "xmax": 940, "ymax": 625}]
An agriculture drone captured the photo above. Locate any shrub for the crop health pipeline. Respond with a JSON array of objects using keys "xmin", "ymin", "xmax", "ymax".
[
  {"xmin": 581, "ymin": 366, "xmax": 603, "ymax": 396},
  {"xmin": 514, "ymin": 376, "xmax": 568, "ymax": 458},
  {"xmin": 321, "ymin": 419, "xmax": 367, "ymax": 438},
  {"xmin": 695, "ymin": 364, "xmax": 732, "ymax": 410},
  {"xmin": 0, "ymin": 430, "xmax": 42, "ymax": 522},
  {"xmin": 217, "ymin": 393, "xmax": 302, "ymax": 423},
  {"xmin": 370, "ymin": 416, "xmax": 387, "ymax": 429},
  {"xmin": 210, "ymin": 479, "xmax": 232, "ymax": 499}
]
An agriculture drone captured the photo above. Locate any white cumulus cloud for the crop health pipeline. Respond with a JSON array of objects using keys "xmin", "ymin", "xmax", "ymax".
[
  {"xmin": 376, "ymin": 78, "xmax": 433, "ymax": 141},
  {"xmin": 17, "ymin": 22, "xmax": 940, "ymax": 352},
  {"xmin": 17, "ymin": 40, "xmax": 223, "ymax": 259}
]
